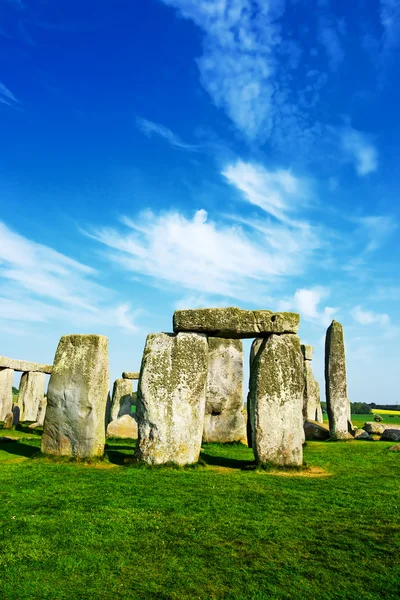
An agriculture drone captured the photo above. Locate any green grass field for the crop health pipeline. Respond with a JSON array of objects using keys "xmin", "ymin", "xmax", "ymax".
[{"xmin": 0, "ymin": 430, "xmax": 399, "ymax": 599}]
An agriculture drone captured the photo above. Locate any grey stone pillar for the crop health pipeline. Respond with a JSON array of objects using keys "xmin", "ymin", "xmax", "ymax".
[
  {"xmin": 325, "ymin": 320, "xmax": 352, "ymax": 440},
  {"xmin": 0, "ymin": 367, "xmax": 14, "ymax": 421},
  {"xmin": 301, "ymin": 345, "xmax": 323, "ymax": 424},
  {"xmin": 249, "ymin": 334, "xmax": 304, "ymax": 466},
  {"xmin": 19, "ymin": 371, "xmax": 45, "ymax": 421},
  {"xmin": 41, "ymin": 334, "xmax": 109, "ymax": 458},
  {"xmin": 135, "ymin": 332, "xmax": 208, "ymax": 465},
  {"xmin": 203, "ymin": 338, "xmax": 246, "ymax": 443},
  {"xmin": 110, "ymin": 378, "xmax": 133, "ymax": 422}
]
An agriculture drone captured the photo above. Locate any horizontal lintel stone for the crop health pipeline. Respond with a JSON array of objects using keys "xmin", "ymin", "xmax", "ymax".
[
  {"xmin": 122, "ymin": 372, "xmax": 140, "ymax": 380},
  {"xmin": 173, "ymin": 307, "xmax": 299, "ymax": 338},
  {"xmin": 0, "ymin": 356, "xmax": 52, "ymax": 374}
]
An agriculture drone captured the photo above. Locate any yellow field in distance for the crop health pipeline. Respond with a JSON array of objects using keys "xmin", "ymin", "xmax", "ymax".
[{"xmin": 371, "ymin": 409, "xmax": 400, "ymax": 415}]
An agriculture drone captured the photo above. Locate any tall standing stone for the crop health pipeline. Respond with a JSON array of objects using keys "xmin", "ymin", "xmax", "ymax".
[
  {"xmin": 135, "ymin": 332, "xmax": 208, "ymax": 465},
  {"xmin": 203, "ymin": 338, "xmax": 246, "ymax": 444},
  {"xmin": 325, "ymin": 320, "xmax": 352, "ymax": 440},
  {"xmin": 18, "ymin": 371, "xmax": 45, "ymax": 421},
  {"xmin": 110, "ymin": 378, "xmax": 133, "ymax": 422},
  {"xmin": 247, "ymin": 338, "xmax": 263, "ymax": 448},
  {"xmin": 0, "ymin": 368, "xmax": 14, "ymax": 421},
  {"xmin": 301, "ymin": 345, "xmax": 323, "ymax": 424},
  {"xmin": 249, "ymin": 334, "xmax": 304, "ymax": 466},
  {"xmin": 41, "ymin": 335, "xmax": 109, "ymax": 458}
]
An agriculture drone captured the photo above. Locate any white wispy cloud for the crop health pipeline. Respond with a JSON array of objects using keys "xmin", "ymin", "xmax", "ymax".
[
  {"xmin": 136, "ymin": 117, "xmax": 199, "ymax": 150},
  {"xmin": 279, "ymin": 287, "xmax": 337, "ymax": 326},
  {"xmin": 222, "ymin": 160, "xmax": 310, "ymax": 222},
  {"xmin": 0, "ymin": 82, "xmax": 19, "ymax": 108},
  {"xmin": 351, "ymin": 305, "xmax": 390, "ymax": 327},
  {"xmin": 356, "ymin": 215, "xmax": 397, "ymax": 251},
  {"xmin": 0, "ymin": 221, "xmax": 139, "ymax": 333},
  {"xmin": 340, "ymin": 126, "xmax": 378, "ymax": 176},
  {"xmin": 317, "ymin": 15, "xmax": 345, "ymax": 70},
  {"xmin": 381, "ymin": 0, "xmax": 400, "ymax": 51}
]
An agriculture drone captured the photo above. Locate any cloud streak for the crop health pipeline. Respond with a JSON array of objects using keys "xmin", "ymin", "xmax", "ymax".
[
  {"xmin": 0, "ymin": 83, "xmax": 19, "ymax": 108},
  {"xmin": 136, "ymin": 117, "xmax": 200, "ymax": 150}
]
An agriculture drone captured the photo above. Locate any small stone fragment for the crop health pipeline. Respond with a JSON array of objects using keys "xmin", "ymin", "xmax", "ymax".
[
  {"xmin": 41, "ymin": 334, "xmax": 109, "ymax": 458},
  {"xmin": 388, "ymin": 444, "xmax": 400, "ymax": 452},
  {"xmin": 304, "ymin": 420, "xmax": 330, "ymax": 440},
  {"xmin": 107, "ymin": 414, "xmax": 138, "ymax": 439},
  {"xmin": 0, "ymin": 368, "xmax": 14, "ymax": 421},
  {"xmin": 353, "ymin": 429, "xmax": 372, "ymax": 440},
  {"xmin": 249, "ymin": 334, "xmax": 304, "ymax": 466},
  {"xmin": 135, "ymin": 332, "xmax": 208, "ymax": 465},
  {"xmin": 173, "ymin": 307, "xmax": 299, "ymax": 338},
  {"xmin": 122, "ymin": 372, "xmax": 140, "ymax": 380},
  {"xmin": 110, "ymin": 379, "xmax": 133, "ymax": 422},
  {"xmin": 203, "ymin": 338, "xmax": 246, "ymax": 444},
  {"xmin": 381, "ymin": 429, "xmax": 400, "ymax": 442},
  {"xmin": 301, "ymin": 344, "xmax": 314, "ymax": 361},
  {"xmin": 325, "ymin": 320, "xmax": 352, "ymax": 440},
  {"xmin": 18, "ymin": 372, "xmax": 45, "ymax": 421}
]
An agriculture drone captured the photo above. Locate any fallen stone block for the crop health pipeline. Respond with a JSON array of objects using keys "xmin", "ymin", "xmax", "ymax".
[
  {"xmin": 363, "ymin": 422, "xmax": 386, "ymax": 435},
  {"xmin": 41, "ymin": 334, "xmax": 109, "ymax": 458},
  {"xmin": 388, "ymin": 444, "xmax": 400, "ymax": 452},
  {"xmin": 304, "ymin": 420, "xmax": 330, "ymax": 440},
  {"xmin": 353, "ymin": 429, "xmax": 372, "ymax": 440},
  {"xmin": 3, "ymin": 412, "xmax": 13, "ymax": 429},
  {"xmin": 135, "ymin": 332, "xmax": 208, "ymax": 465},
  {"xmin": 173, "ymin": 307, "xmax": 299, "ymax": 338},
  {"xmin": 107, "ymin": 414, "xmax": 138, "ymax": 439},
  {"xmin": 381, "ymin": 429, "xmax": 400, "ymax": 442}
]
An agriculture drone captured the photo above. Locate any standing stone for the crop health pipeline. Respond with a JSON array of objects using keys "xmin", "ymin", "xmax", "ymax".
[
  {"xmin": 0, "ymin": 368, "xmax": 14, "ymax": 421},
  {"xmin": 247, "ymin": 338, "xmax": 263, "ymax": 448},
  {"xmin": 301, "ymin": 345, "xmax": 323, "ymax": 424},
  {"xmin": 249, "ymin": 334, "xmax": 304, "ymax": 466},
  {"xmin": 107, "ymin": 414, "xmax": 138, "ymax": 439},
  {"xmin": 36, "ymin": 395, "xmax": 47, "ymax": 426},
  {"xmin": 41, "ymin": 335, "xmax": 109, "ymax": 458},
  {"xmin": 110, "ymin": 378, "xmax": 133, "ymax": 422},
  {"xmin": 203, "ymin": 338, "xmax": 246, "ymax": 444},
  {"xmin": 3, "ymin": 411, "xmax": 13, "ymax": 429},
  {"xmin": 18, "ymin": 371, "xmax": 45, "ymax": 421},
  {"xmin": 325, "ymin": 320, "xmax": 352, "ymax": 440},
  {"xmin": 135, "ymin": 332, "xmax": 208, "ymax": 465}
]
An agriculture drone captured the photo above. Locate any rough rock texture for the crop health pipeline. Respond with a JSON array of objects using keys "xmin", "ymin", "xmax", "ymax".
[
  {"xmin": 304, "ymin": 420, "xmax": 330, "ymax": 440},
  {"xmin": 122, "ymin": 372, "xmax": 140, "ymax": 380},
  {"xmin": 135, "ymin": 332, "xmax": 208, "ymax": 465},
  {"xmin": 41, "ymin": 334, "xmax": 109, "ymax": 458},
  {"xmin": 29, "ymin": 396, "xmax": 48, "ymax": 428},
  {"xmin": 18, "ymin": 372, "xmax": 45, "ymax": 421},
  {"xmin": 107, "ymin": 414, "xmax": 138, "ymax": 439},
  {"xmin": 354, "ymin": 429, "xmax": 372, "ymax": 440},
  {"xmin": 203, "ymin": 338, "xmax": 246, "ymax": 443},
  {"xmin": 0, "ymin": 356, "xmax": 52, "ymax": 374},
  {"xmin": 325, "ymin": 320, "xmax": 352, "ymax": 440},
  {"xmin": 249, "ymin": 334, "xmax": 304, "ymax": 466},
  {"xmin": 247, "ymin": 339, "xmax": 264, "ymax": 448},
  {"xmin": 363, "ymin": 422, "xmax": 386, "ymax": 435},
  {"xmin": 388, "ymin": 444, "xmax": 400, "ymax": 451},
  {"xmin": 0, "ymin": 368, "xmax": 14, "ymax": 421},
  {"xmin": 173, "ymin": 307, "xmax": 300, "ymax": 338},
  {"xmin": 301, "ymin": 344, "xmax": 314, "ymax": 361},
  {"xmin": 303, "ymin": 360, "xmax": 323, "ymax": 423},
  {"xmin": 3, "ymin": 411, "xmax": 13, "ymax": 429},
  {"xmin": 110, "ymin": 378, "xmax": 133, "ymax": 422},
  {"xmin": 381, "ymin": 429, "xmax": 400, "ymax": 442}
]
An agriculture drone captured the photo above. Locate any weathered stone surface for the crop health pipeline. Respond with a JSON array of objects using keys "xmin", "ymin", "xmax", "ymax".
[
  {"xmin": 354, "ymin": 429, "xmax": 372, "ymax": 440},
  {"xmin": 203, "ymin": 338, "xmax": 246, "ymax": 444},
  {"xmin": 325, "ymin": 320, "xmax": 352, "ymax": 440},
  {"xmin": 18, "ymin": 371, "xmax": 45, "ymax": 421},
  {"xmin": 41, "ymin": 335, "xmax": 109, "ymax": 458},
  {"xmin": 301, "ymin": 344, "xmax": 314, "ymax": 361},
  {"xmin": 388, "ymin": 444, "xmax": 400, "ymax": 452},
  {"xmin": 173, "ymin": 307, "xmax": 300, "ymax": 338},
  {"xmin": 0, "ymin": 356, "xmax": 52, "ymax": 374},
  {"xmin": 304, "ymin": 420, "xmax": 330, "ymax": 440},
  {"xmin": 122, "ymin": 372, "xmax": 140, "ymax": 380},
  {"xmin": 110, "ymin": 379, "xmax": 133, "ymax": 422},
  {"xmin": 0, "ymin": 368, "xmax": 14, "ymax": 421},
  {"xmin": 107, "ymin": 414, "xmax": 138, "ymax": 439},
  {"xmin": 303, "ymin": 360, "xmax": 323, "ymax": 423},
  {"xmin": 3, "ymin": 412, "xmax": 13, "ymax": 429},
  {"xmin": 249, "ymin": 334, "xmax": 304, "ymax": 466},
  {"xmin": 381, "ymin": 429, "xmax": 400, "ymax": 442},
  {"xmin": 135, "ymin": 332, "xmax": 208, "ymax": 465},
  {"xmin": 363, "ymin": 421, "xmax": 386, "ymax": 435},
  {"xmin": 247, "ymin": 339, "xmax": 264, "ymax": 448},
  {"xmin": 28, "ymin": 396, "xmax": 47, "ymax": 428}
]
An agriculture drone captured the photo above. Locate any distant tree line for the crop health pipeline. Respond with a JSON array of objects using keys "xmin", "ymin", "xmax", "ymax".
[
  {"xmin": 12, "ymin": 386, "xmax": 19, "ymax": 396},
  {"xmin": 320, "ymin": 401, "xmax": 399, "ymax": 414}
]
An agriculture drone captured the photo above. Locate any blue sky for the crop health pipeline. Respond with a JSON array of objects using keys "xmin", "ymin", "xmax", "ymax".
[{"xmin": 1, "ymin": 0, "xmax": 399, "ymax": 403}]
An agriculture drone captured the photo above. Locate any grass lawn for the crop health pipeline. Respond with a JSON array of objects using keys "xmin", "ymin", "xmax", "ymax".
[
  {"xmin": 0, "ymin": 431, "xmax": 399, "ymax": 599},
  {"xmin": 323, "ymin": 413, "xmax": 400, "ymax": 427}
]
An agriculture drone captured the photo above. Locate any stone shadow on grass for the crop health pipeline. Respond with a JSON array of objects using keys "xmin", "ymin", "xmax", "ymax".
[
  {"xmin": 200, "ymin": 451, "xmax": 255, "ymax": 470},
  {"xmin": 105, "ymin": 443, "xmax": 137, "ymax": 466},
  {"xmin": 0, "ymin": 440, "xmax": 39, "ymax": 459}
]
